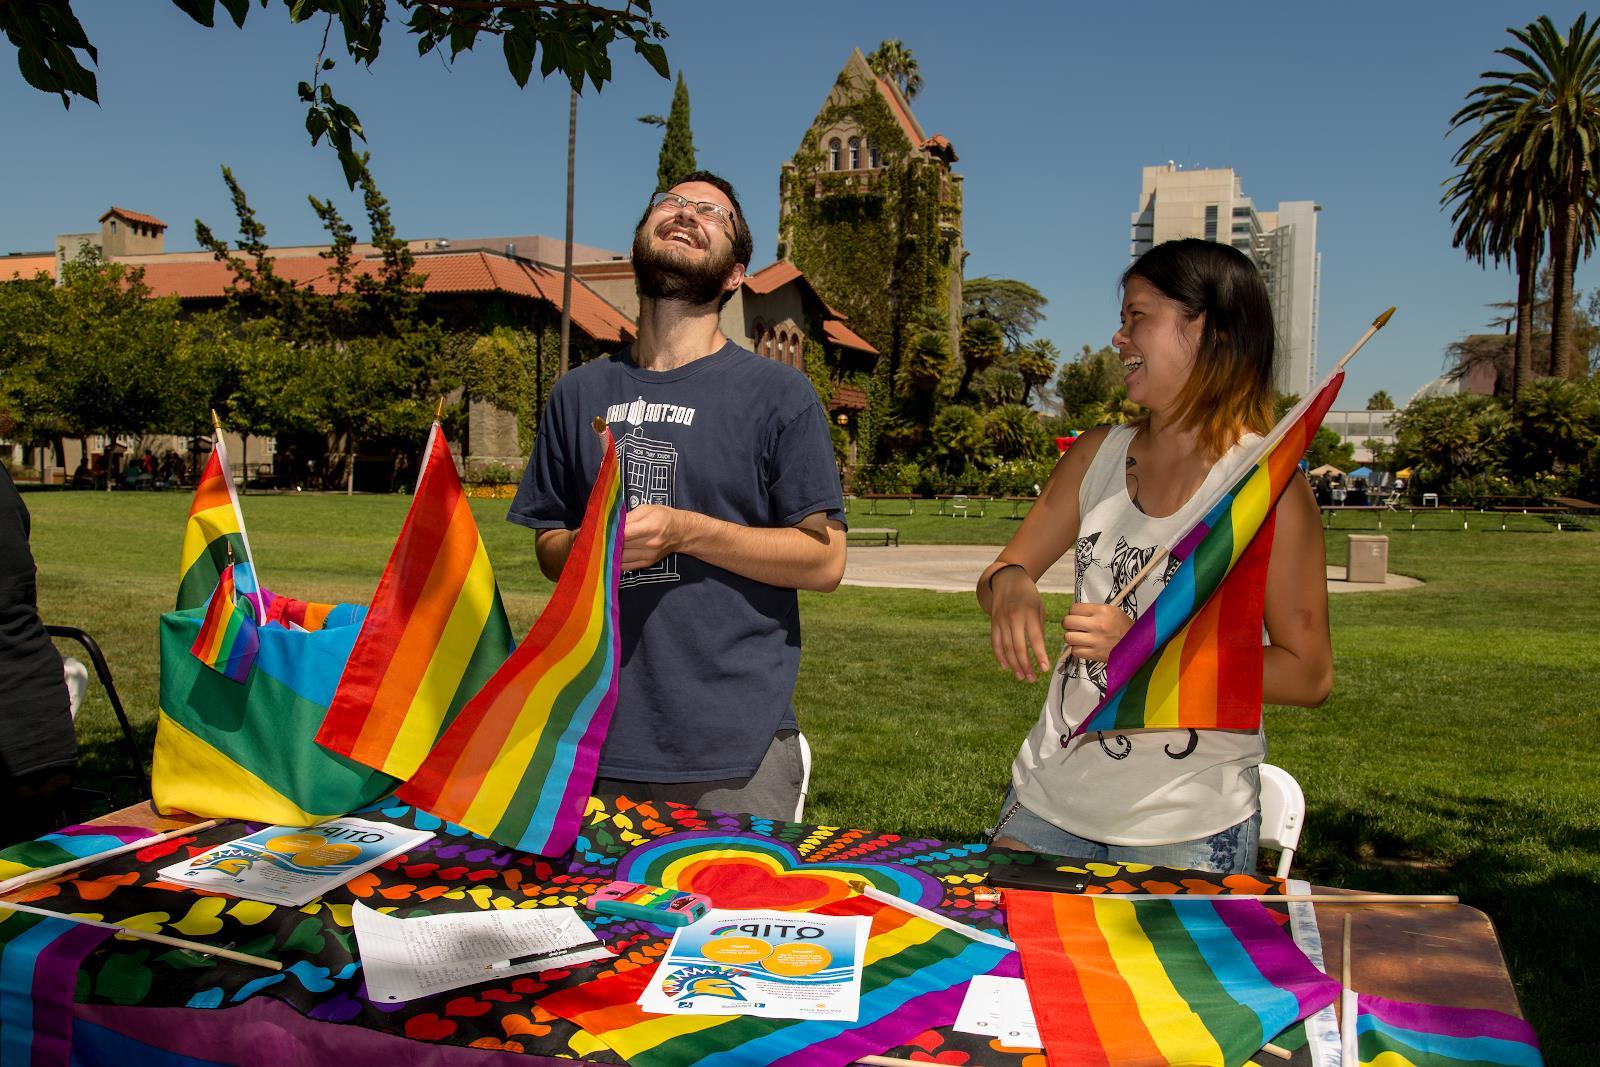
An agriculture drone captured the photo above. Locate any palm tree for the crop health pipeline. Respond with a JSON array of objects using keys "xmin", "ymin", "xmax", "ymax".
[
  {"xmin": 1443, "ymin": 132, "xmax": 1544, "ymax": 398},
  {"xmin": 1449, "ymin": 15, "xmax": 1600, "ymax": 380},
  {"xmin": 866, "ymin": 40, "xmax": 922, "ymax": 100}
]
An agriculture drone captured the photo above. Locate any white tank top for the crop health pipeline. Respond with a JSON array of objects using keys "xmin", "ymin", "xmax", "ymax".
[{"xmin": 1011, "ymin": 423, "xmax": 1266, "ymax": 846}]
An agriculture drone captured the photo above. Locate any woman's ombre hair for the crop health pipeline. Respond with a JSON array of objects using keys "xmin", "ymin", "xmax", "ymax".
[{"xmin": 1123, "ymin": 239, "xmax": 1275, "ymax": 459}]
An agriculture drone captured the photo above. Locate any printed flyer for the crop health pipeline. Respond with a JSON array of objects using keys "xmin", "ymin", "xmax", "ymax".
[
  {"xmin": 638, "ymin": 908, "xmax": 869, "ymax": 1022},
  {"xmin": 156, "ymin": 817, "xmax": 434, "ymax": 907}
]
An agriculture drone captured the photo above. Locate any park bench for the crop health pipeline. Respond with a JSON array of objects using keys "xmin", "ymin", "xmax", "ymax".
[
  {"xmin": 1003, "ymin": 495, "xmax": 1037, "ymax": 518},
  {"xmin": 847, "ymin": 527, "xmax": 899, "ymax": 547},
  {"xmin": 857, "ymin": 493, "xmax": 916, "ymax": 515}
]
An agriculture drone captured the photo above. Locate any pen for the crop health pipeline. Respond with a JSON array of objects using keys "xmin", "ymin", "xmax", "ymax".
[{"xmin": 487, "ymin": 939, "xmax": 608, "ymax": 971}]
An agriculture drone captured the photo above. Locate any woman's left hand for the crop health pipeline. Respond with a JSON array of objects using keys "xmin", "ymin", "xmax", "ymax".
[{"xmin": 1061, "ymin": 602, "xmax": 1134, "ymax": 664}]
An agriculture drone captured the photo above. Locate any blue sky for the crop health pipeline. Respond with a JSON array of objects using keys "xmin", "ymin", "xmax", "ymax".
[{"xmin": 3, "ymin": 1, "xmax": 1596, "ymax": 406}]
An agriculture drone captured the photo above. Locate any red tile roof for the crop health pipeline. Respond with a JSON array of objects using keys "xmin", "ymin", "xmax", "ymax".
[
  {"xmin": 743, "ymin": 260, "xmax": 803, "ymax": 295},
  {"xmin": 831, "ymin": 384, "xmax": 869, "ymax": 411},
  {"xmin": 920, "ymin": 134, "xmax": 958, "ymax": 162},
  {"xmin": 874, "ymin": 78, "xmax": 925, "ymax": 147},
  {"xmin": 99, "ymin": 207, "xmax": 168, "ymax": 230},
  {"xmin": 136, "ymin": 251, "xmax": 634, "ymax": 344},
  {"xmin": 1, "ymin": 255, "xmax": 55, "ymax": 281},
  {"xmin": 822, "ymin": 319, "xmax": 878, "ymax": 354}
]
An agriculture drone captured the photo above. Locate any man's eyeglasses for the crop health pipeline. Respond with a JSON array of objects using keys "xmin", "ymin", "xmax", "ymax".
[{"xmin": 649, "ymin": 191, "xmax": 737, "ymax": 233}]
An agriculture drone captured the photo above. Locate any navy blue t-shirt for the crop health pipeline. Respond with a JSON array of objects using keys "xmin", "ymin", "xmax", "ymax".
[{"xmin": 507, "ymin": 342, "xmax": 845, "ymax": 781}]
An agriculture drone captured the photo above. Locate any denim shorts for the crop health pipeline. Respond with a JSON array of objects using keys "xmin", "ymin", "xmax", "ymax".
[{"xmin": 989, "ymin": 789, "xmax": 1261, "ymax": 875}]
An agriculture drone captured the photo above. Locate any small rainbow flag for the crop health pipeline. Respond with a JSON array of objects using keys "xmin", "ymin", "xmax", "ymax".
[
  {"xmin": 1074, "ymin": 369, "xmax": 1344, "ymax": 736},
  {"xmin": 542, "ymin": 893, "xmax": 1015, "ymax": 1067},
  {"xmin": 315, "ymin": 424, "xmax": 514, "ymax": 780},
  {"xmin": 1354, "ymin": 993, "xmax": 1543, "ymax": 1067},
  {"xmin": 189, "ymin": 564, "xmax": 260, "ymax": 683},
  {"xmin": 177, "ymin": 429, "xmax": 262, "ymax": 618},
  {"xmin": 396, "ymin": 418, "xmax": 624, "ymax": 855},
  {"xmin": 0, "ymin": 824, "xmax": 155, "ymax": 890},
  {"xmin": 1005, "ymin": 890, "xmax": 1340, "ymax": 1067}
]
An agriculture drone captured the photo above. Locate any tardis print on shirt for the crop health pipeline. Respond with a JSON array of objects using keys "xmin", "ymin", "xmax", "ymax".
[{"xmin": 617, "ymin": 406, "xmax": 681, "ymax": 587}]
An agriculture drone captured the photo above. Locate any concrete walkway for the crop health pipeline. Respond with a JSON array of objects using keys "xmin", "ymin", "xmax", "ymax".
[{"xmin": 841, "ymin": 544, "xmax": 1421, "ymax": 594}]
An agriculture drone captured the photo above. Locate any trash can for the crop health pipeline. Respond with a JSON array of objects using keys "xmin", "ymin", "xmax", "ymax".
[{"xmin": 1346, "ymin": 534, "xmax": 1389, "ymax": 584}]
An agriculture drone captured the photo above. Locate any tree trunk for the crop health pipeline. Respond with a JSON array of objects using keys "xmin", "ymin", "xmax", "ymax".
[
  {"xmin": 1512, "ymin": 233, "xmax": 1536, "ymax": 401},
  {"xmin": 1548, "ymin": 195, "xmax": 1577, "ymax": 380},
  {"xmin": 241, "ymin": 434, "xmax": 249, "ymax": 497},
  {"xmin": 559, "ymin": 85, "xmax": 577, "ymax": 378},
  {"xmin": 346, "ymin": 432, "xmax": 355, "ymax": 495},
  {"xmin": 105, "ymin": 433, "xmax": 116, "ymax": 492}
]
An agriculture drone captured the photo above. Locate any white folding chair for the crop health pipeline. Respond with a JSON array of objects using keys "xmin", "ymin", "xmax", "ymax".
[{"xmin": 1258, "ymin": 763, "xmax": 1305, "ymax": 880}]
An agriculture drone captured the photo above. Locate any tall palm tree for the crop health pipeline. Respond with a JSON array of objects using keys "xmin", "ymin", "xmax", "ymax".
[
  {"xmin": 1449, "ymin": 14, "xmax": 1600, "ymax": 380},
  {"xmin": 866, "ymin": 40, "xmax": 922, "ymax": 100},
  {"xmin": 1443, "ymin": 133, "xmax": 1545, "ymax": 398}
]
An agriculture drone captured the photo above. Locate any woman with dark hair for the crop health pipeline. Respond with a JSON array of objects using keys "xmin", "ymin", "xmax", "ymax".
[{"xmin": 976, "ymin": 239, "xmax": 1331, "ymax": 873}]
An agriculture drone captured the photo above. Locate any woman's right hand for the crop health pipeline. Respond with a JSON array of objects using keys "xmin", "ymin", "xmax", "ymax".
[{"xmin": 989, "ymin": 566, "xmax": 1053, "ymax": 683}]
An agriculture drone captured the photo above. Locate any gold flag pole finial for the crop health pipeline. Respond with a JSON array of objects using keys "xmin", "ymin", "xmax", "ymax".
[
  {"xmin": 435, "ymin": 396, "xmax": 446, "ymax": 422},
  {"xmin": 592, "ymin": 415, "xmax": 607, "ymax": 433},
  {"xmin": 210, "ymin": 408, "xmax": 223, "ymax": 434},
  {"xmin": 1335, "ymin": 307, "xmax": 1397, "ymax": 372}
]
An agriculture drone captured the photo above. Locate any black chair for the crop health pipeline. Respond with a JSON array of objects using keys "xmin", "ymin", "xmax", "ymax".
[{"xmin": 46, "ymin": 625, "xmax": 148, "ymax": 801}]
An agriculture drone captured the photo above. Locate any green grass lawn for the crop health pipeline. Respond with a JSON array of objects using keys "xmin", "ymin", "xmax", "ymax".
[{"xmin": 21, "ymin": 488, "xmax": 1600, "ymax": 1064}]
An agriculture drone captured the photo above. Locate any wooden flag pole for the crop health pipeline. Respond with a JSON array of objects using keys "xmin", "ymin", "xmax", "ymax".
[
  {"xmin": 0, "ymin": 820, "xmax": 223, "ymax": 896},
  {"xmin": 0, "ymin": 900, "xmax": 282, "ymax": 971},
  {"xmin": 846, "ymin": 880, "xmax": 1014, "ymax": 950},
  {"xmin": 1341, "ymin": 915, "xmax": 1356, "ymax": 1067},
  {"xmin": 1069, "ymin": 892, "xmax": 1458, "ymax": 905},
  {"xmin": 1336, "ymin": 307, "xmax": 1395, "ymax": 372}
]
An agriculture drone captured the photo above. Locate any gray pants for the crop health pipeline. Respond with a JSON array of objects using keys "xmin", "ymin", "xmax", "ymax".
[{"xmin": 593, "ymin": 730, "xmax": 810, "ymax": 822}]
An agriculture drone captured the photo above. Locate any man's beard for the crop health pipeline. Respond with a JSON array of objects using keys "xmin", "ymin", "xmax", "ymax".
[{"xmin": 632, "ymin": 224, "xmax": 736, "ymax": 306}]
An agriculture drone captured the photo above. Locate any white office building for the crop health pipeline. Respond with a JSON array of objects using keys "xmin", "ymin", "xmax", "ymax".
[{"xmin": 1131, "ymin": 163, "xmax": 1321, "ymax": 397}]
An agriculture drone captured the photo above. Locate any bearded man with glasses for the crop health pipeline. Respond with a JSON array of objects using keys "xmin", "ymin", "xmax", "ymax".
[{"xmin": 508, "ymin": 171, "xmax": 847, "ymax": 821}]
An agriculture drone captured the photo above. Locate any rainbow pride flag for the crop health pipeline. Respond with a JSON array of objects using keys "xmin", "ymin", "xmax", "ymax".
[
  {"xmin": 1354, "ymin": 993, "xmax": 1543, "ymax": 1067},
  {"xmin": 177, "ymin": 431, "xmax": 261, "ymax": 618},
  {"xmin": 189, "ymin": 564, "xmax": 260, "ymax": 683},
  {"xmin": 315, "ymin": 424, "xmax": 514, "ymax": 780},
  {"xmin": 0, "ymin": 907, "xmax": 114, "ymax": 1066},
  {"xmin": 0, "ymin": 824, "xmax": 153, "ymax": 890},
  {"xmin": 1005, "ymin": 889, "xmax": 1340, "ymax": 1067},
  {"xmin": 1074, "ymin": 370, "xmax": 1344, "ymax": 736},
  {"xmin": 396, "ymin": 419, "xmax": 624, "ymax": 855},
  {"xmin": 542, "ymin": 893, "xmax": 1015, "ymax": 1067}
]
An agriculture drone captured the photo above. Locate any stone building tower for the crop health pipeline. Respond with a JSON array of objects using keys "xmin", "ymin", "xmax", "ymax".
[{"xmin": 778, "ymin": 48, "xmax": 962, "ymax": 460}]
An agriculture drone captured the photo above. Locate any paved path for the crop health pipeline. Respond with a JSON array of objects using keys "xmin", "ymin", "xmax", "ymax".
[{"xmin": 841, "ymin": 544, "xmax": 1421, "ymax": 594}]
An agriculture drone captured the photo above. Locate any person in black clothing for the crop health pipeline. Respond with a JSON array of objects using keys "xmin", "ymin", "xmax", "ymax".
[{"xmin": 0, "ymin": 463, "xmax": 78, "ymax": 845}]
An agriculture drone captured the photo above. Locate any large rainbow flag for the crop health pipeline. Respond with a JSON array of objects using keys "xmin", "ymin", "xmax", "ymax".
[
  {"xmin": 189, "ymin": 563, "xmax": 260, "ymax": 683},
  {"xmin": 396, "ymin": 419, "xmax": 625, "ymax": 855},
  {"xmin": 315, "ymin": 423, "xmax": 514, "ymax": 780},
  {"xmin": 176, "ymin": 430, "xmax": 261, "ymax": 617},
  {"xmin": 542, "ymin": 893, "xmax": 1016, "ymax": 1067},
  {"xmin": 0, "ymin": 907, "xmax": 114, "ymax": 1066},
  {"xmin": 1353, "ymin": 993, "xmax": 1543, "ymax": 1067},
  {"xmin": 1074, "ymin": 369, "xmax": 1344, "ymax": 736},
  {"xmin": 1005, "ymin": 889, "xmax": 1340, "ymax": 1067}
]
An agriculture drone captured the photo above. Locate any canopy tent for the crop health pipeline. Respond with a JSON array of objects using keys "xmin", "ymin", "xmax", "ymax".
[
  {"xmin": 1309, "ymin": 464, "xmax": 1345, "ymax": 477},
  {"xmin": 1349, "ymin": 466, "xmax": 1373, "ymax": 479}
]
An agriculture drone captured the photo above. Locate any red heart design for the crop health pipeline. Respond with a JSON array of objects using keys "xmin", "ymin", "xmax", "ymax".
[
  {"xmin": 445, "ymin": 996, "xmax": 494, "ymax": 1018},
  {"xmin": 681, "ymin": 858, "xmax": 853, "ymax": 911},
  {"xmin": 404, "ymin": 1014, "xmax": 457, "ymax": 1041},
  {"xmin": 481, "ymin": 988, "xmax": 521, "ymax": 1003}
]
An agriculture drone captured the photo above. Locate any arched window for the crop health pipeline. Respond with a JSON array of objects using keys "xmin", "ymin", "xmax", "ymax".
[
  {"xmin": 828, "ymin": 139, "xmax": 841, "ymax": 171},
  {"xmin": 868, "ymin": 140, "xmax": 880, "ymax": 168},
  {"xmin": 847, "ymin": 137, "xmax": 860, "ymax": 169}
]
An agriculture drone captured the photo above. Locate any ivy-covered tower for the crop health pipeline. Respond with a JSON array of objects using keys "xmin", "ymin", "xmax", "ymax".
[{"xmin": 778, "ymin": 48, "xmax": 962, "ymax": 460}]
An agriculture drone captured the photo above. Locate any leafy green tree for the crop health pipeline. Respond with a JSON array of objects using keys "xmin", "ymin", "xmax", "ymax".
[
  {"xmin": 958, "ymin": 318, "xmax": 1004, "ymax": 397},
  {"xmin": 639, "ymin": 72, "xmax": 696, "ymax": 192},
  {"xmin": 962, "ymin": 278, "xmax": 1048, "ymax": 350},
  {"xmin": 984, "ymin": 404, "xmax": 1048, "ymax": 462},
  {"xmin": 0, "ymin": 270, "xmax": 64, "ymax": 460},
  {"xmin": 928, "ymin": 403, "xmax": 985, "ymax": 475},
  {"xmin": 1017, "ymin": 339, "xmax": 1059, "ymax": 406},
  {"xmin": 901, "ymin": 327, "xmax": 950, "ymax": 394},
  {"xmin": 976, "ymin": 367, "xmax": 1024, "ymax": 406},
  {"xmin": 1448, "ymin": 14, "xmax": 1600, "ymax": 381},
  {"xmin": 5, "ymin": 1, "xmax": 669, "ymax": 186},
  {"xmin": 1505, "ymin": 377, "xmax": 1599, "ymax": 479},
  {"xmin": 866, "ymin": 39, "xmax": 921, "ymax": 99},
  {"xmin": 1367, "ymin": 390, "xmax": 1396, "ymax": 410},
  {"xmin": 1391, "ymin": 393, "xmax": 1512, "ymax": 491},
  {"xmin": 39, "ymin": 251, "xmax": 184, "ymax": 479},
  {"xmin": 1056, "ymin": 345, "xmax": 1124, "ymax": 425},
  {"xmin": 1305, "ymin": 427, "xmax": 1355, "ymax": 471}
]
